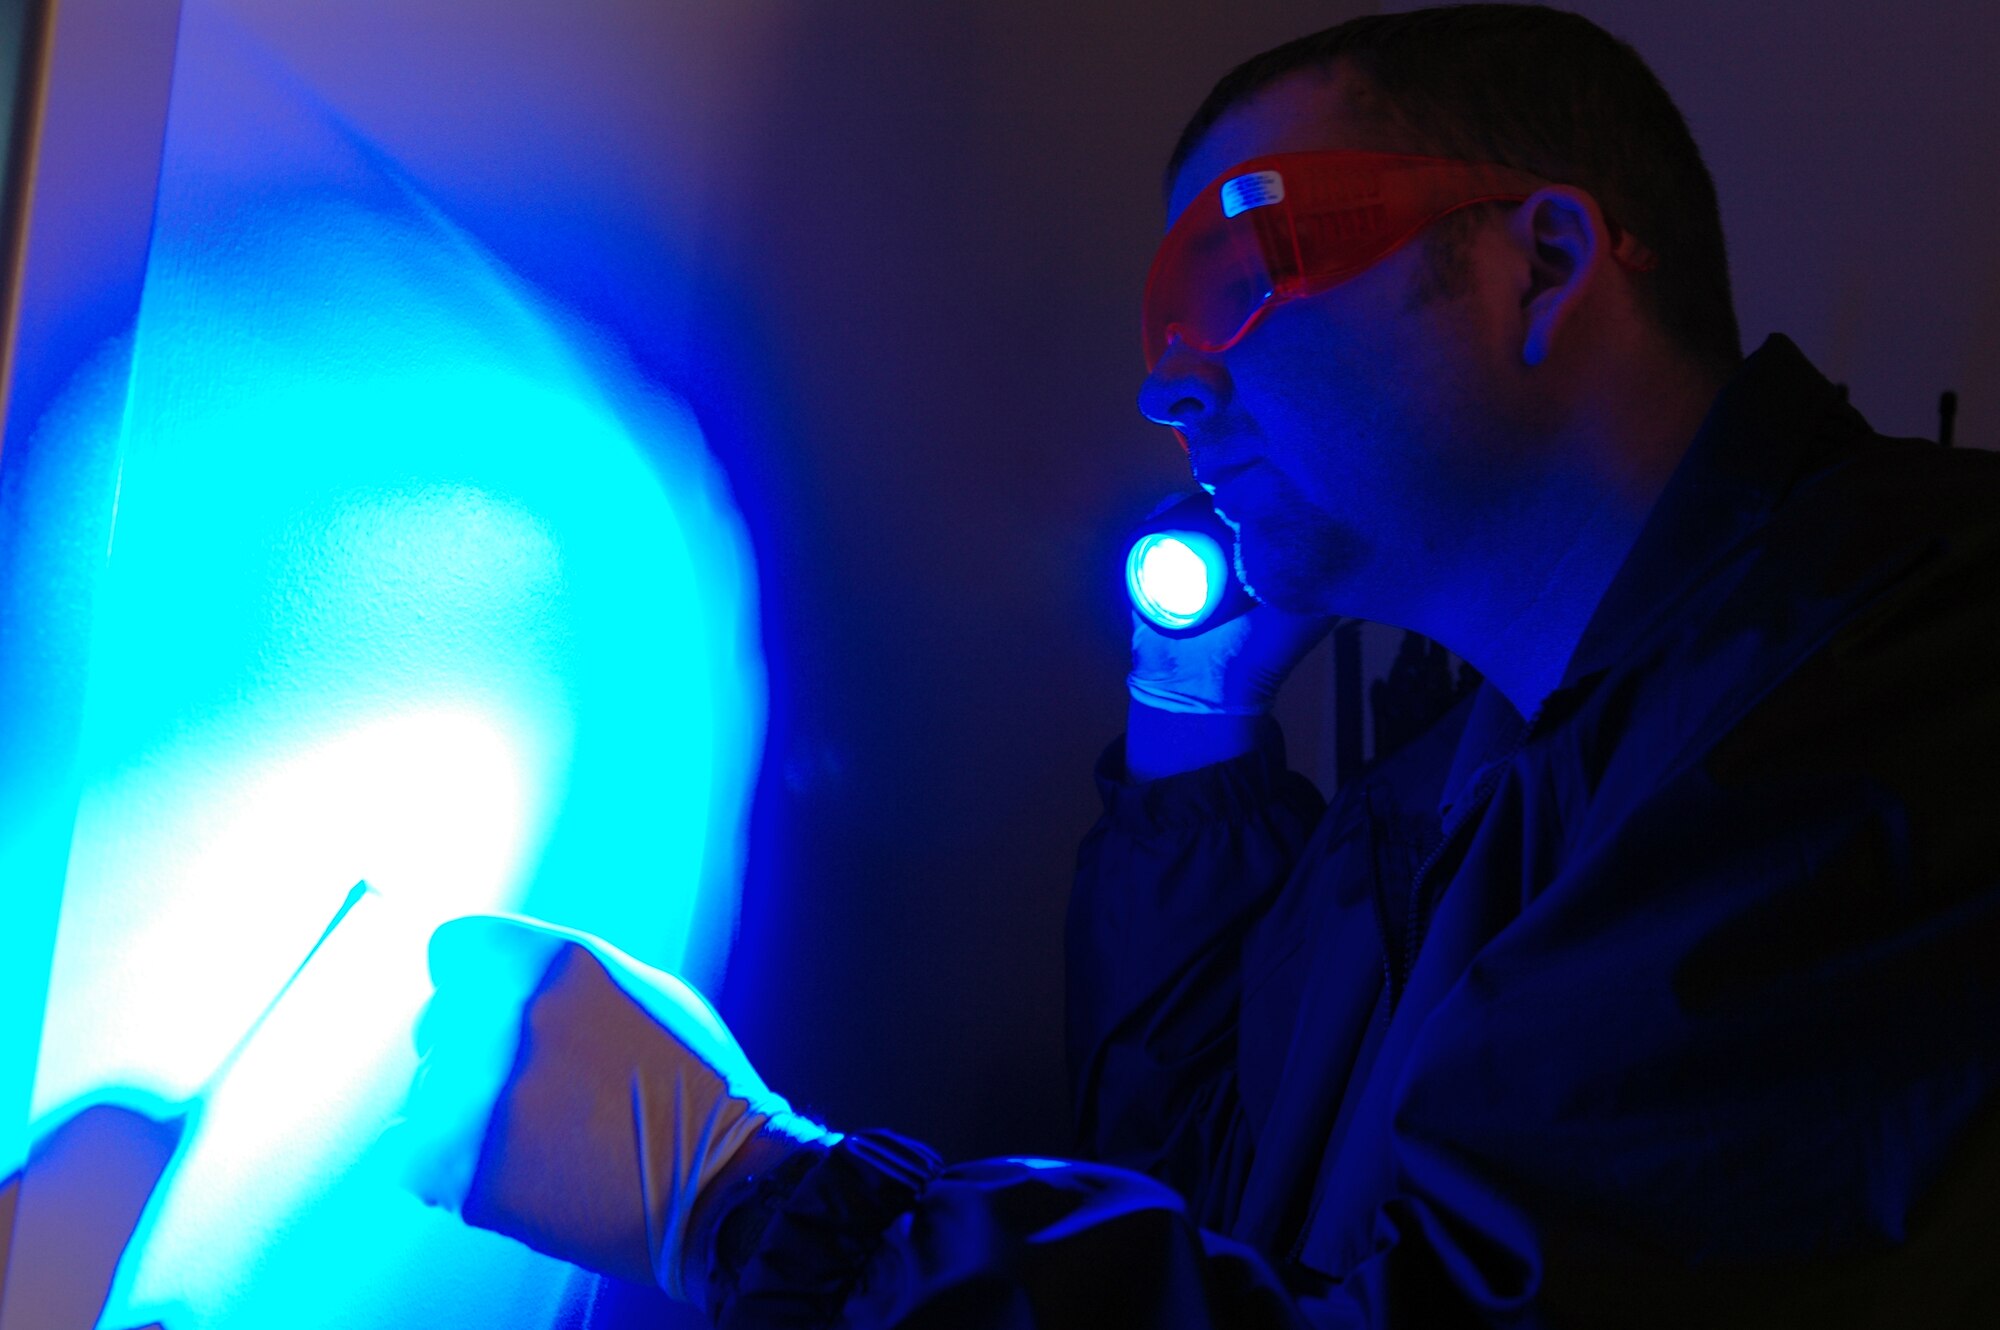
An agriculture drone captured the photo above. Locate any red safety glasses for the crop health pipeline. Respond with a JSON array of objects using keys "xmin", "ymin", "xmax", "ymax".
[{"xmin": 1142, "ymin": 150, "xmax": 1655, "ymax": 370}]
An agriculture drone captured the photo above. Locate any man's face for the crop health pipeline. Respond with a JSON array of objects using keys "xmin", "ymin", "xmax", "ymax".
[{"xmin": 1144, "ymin": 69, "xmax": 1527, "ymax": 623}]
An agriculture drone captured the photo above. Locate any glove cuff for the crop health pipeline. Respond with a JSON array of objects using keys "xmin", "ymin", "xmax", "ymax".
[
  {"xmin": 712, "ymin": 1129, "xmax": 943, "ymax": 1329},
  {"xmin": 692, "ymin": 1134, "xmax": 829, "ymax": 1315},
  {"xmin": 1127, "ymin": 673, "xmax": 1272, "ymax": 716}
]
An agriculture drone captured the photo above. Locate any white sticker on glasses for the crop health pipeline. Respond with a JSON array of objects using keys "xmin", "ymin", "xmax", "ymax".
[{"xmin": 1221, "ymin": 170, "xmax": 1286, "ymax": 218}]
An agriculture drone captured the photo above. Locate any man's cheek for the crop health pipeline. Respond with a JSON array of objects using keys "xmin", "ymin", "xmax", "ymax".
[{"xmin": 1247, "ymin": 495, "xmax": 1372, "ymax": 615}]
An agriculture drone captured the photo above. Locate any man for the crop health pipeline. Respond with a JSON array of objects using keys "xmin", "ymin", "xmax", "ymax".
[{"xmin": 395, "ymin": 7, "xmax": 2000, "ymax": 1326}]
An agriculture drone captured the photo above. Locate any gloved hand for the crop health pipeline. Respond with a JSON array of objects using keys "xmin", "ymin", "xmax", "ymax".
[
  {"xmin": 1127, "ymin": 602, "xmax": 1336, "ymax": 715},
  {"xmin": 383, "ymin": 914, "xmax": 830, "ymax": 1300}
]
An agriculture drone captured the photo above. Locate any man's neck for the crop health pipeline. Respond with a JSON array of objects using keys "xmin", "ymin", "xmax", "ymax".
[
  {"xmin": 1429, "ymin": 364, "xmax": 1722, "ymax": 719},
  {"xmin": 1467, "ymin": 490, "xmax": 1658, "ymax": 717}
]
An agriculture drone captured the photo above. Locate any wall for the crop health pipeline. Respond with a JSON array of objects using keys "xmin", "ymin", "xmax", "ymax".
[
  {"xmin": 0, "ymin": 4, "xmax": 181, "ymax": 1321},
  {"xmin": 5, "ymin": 1, "xmax": 1994, "ymax": 1323}
]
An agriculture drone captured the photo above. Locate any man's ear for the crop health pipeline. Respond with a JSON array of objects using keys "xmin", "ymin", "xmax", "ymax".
[{"xmin": 1510, "ymin": 186, "xmax": 1608, "ymax": 367}]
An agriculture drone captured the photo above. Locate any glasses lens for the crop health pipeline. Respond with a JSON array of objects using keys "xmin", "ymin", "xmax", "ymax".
[
  {"xmin": 1143, "ymin": 154, "xmax": 1551, "ymax": 370},
  {"xmin": 1144, "ymin": 193, "xmax": 1279, "ymax": 368}
]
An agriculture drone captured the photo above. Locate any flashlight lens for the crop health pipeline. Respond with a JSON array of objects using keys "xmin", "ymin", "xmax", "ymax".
[{"xmin": 1127, "ymin": 531, "xmax": 1225, "ymax": 631}]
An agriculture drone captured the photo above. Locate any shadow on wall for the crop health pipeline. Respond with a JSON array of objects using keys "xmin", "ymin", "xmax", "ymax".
[{"xmin": 6, "ymin": 5, "xmax": 758, "ymax": 1329}]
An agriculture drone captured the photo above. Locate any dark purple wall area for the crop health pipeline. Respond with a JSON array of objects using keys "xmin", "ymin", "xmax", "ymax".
[{"xmin": 709, "ymin": 1, "xmax": 1370, "ymax": 1160}]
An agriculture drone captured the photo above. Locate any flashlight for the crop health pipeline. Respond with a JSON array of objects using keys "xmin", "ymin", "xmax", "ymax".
[{"xmin": 1124, "ymin": 490, "xmax": 1258, "ymax": 638}]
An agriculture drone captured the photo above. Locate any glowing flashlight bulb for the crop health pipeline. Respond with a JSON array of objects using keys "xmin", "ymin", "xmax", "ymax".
[
  {"xmin": 1142, "ymin": 537, "xmax": 1212, "ymax": 616},
  {"xmin": 1127, "ymin": 531, "xmax": 1228, "ymax": 631},
  {"xmin": 1122, "ymin": 491, "xmax": 1258, "ymax": 638}
]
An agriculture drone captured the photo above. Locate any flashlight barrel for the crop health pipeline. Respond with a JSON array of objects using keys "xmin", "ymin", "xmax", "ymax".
[{"xmin": 1124, "ymin": 490, "xmax": 1259, "ymax": 638}]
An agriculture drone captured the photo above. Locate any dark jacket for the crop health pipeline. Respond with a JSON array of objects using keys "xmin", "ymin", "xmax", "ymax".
[{"xmin": 719, "ymin": 337, "xmax": 2000, "ymax": 1328}]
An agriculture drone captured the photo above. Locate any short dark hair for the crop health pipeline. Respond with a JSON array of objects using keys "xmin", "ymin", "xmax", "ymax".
[{"xmin": 1169, "ymin": 5, "xmax": 1742, "ymax": 379}]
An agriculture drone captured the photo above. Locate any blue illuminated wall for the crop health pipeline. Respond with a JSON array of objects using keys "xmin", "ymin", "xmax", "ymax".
[{"xmin": 17, "ymin": 4, "xmax": 762, "ymax": 1325}]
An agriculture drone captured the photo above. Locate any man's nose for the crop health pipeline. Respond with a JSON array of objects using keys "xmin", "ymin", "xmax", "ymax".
[{"xmin": 1137, "ymin": 341, "xmax": 1231, "ymax": 430}]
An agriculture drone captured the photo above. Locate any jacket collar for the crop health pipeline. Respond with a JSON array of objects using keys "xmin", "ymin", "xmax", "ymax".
[
  {"xmin": 1436, "ymin": 335, "xmax": 1846, "ymax": 819},
  {"xmin": 1561, "ymin": 333, "xmax": 1848, "ymax": 689}
]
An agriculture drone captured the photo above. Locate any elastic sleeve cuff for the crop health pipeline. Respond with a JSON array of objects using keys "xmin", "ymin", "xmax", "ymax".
[
  {"xmin": 716, "ymin": 1130, "xmax": 944, "ymax": 1330},
  {"xmin": 1095, "ymin": 721, "xmax": 1316, "ymax": 834}
]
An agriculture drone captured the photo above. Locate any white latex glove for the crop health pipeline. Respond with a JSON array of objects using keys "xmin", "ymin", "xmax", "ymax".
[
  {"xmin": 383, "ymin": 914, "xmax": 829, "ymax": 1300},
  {"xmin": 1127, "ymin": 602, "xmax": 1336, "ymax": 715}
]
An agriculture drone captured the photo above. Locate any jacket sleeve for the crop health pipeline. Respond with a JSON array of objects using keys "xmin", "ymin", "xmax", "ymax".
[
  {"xmin": 712, "ymin": 1131, "xmax": 1337, "ymax": 1330},
  {"xmin": 1066, "ymin": 725, "xmax": 1325, "ymax": 1225}
]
